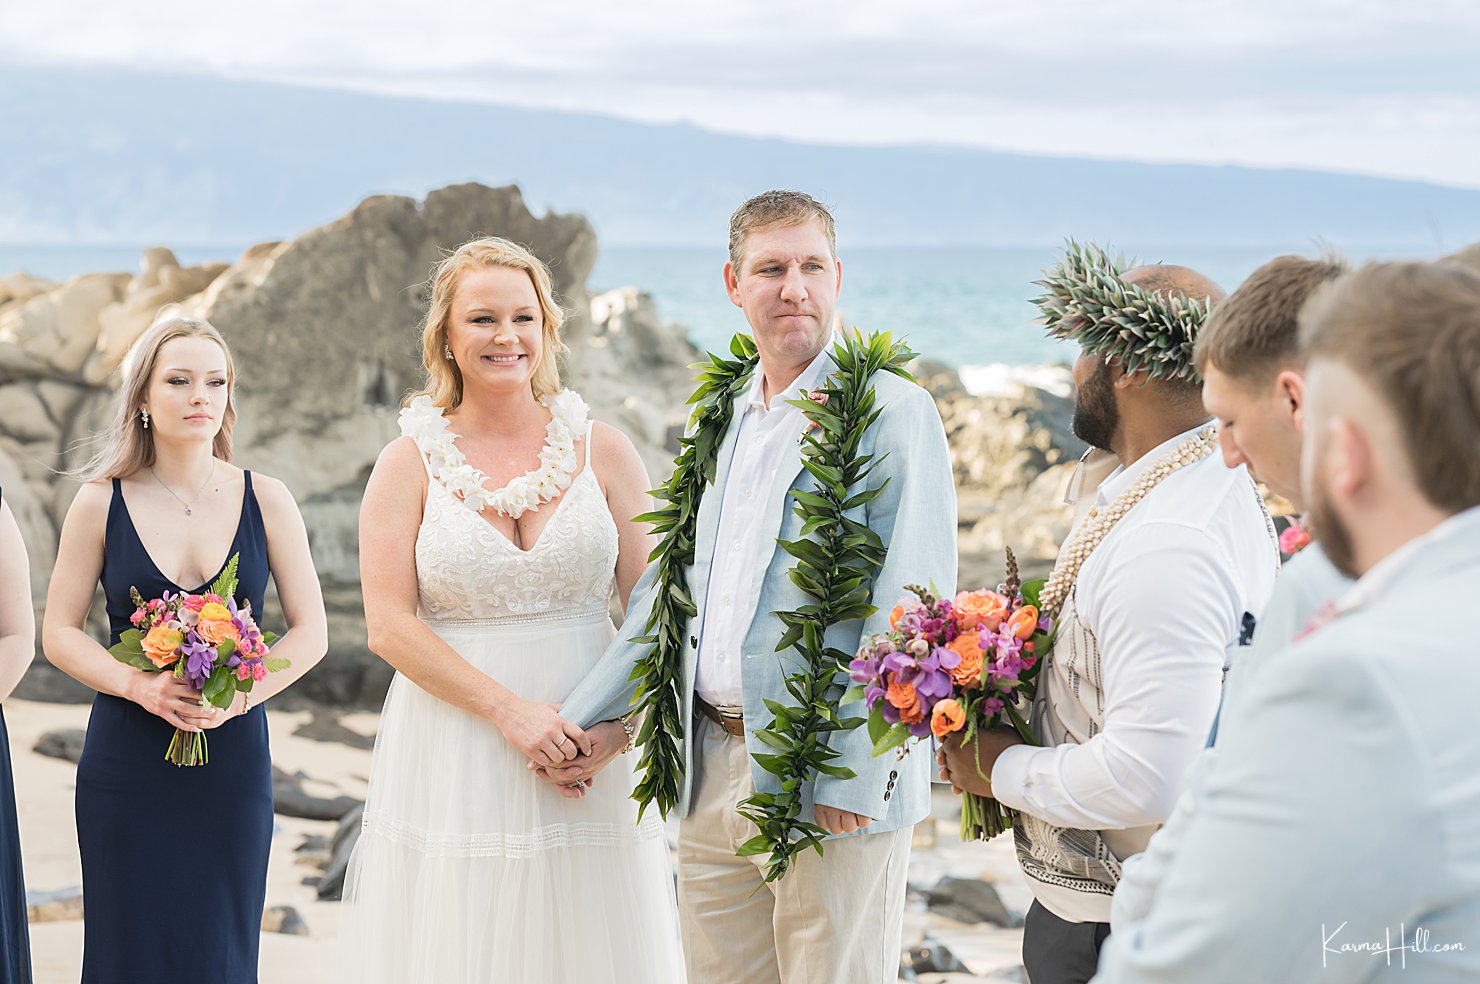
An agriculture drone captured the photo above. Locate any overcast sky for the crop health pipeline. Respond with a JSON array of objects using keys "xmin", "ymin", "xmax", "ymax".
[{"xmin": 5, "ymin": 0, "xmax": 1478, "ymax": 188}]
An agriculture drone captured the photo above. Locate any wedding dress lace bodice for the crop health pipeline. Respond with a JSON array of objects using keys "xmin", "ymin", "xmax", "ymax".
[{"xmin": 399, "ymin": 397, "xmax": 619, "ymax": 621}]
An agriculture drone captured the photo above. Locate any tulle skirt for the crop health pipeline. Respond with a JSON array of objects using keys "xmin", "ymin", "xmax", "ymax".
[{"xmin": 339, "ymin": 608, "xmax": 686, "ymax": 984}]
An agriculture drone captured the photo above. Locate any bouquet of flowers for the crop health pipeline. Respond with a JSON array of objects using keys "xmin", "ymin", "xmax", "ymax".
[
  {"xmin": 109, "ymin": 554, "xmax": 285, "ymax": 766},
  {"xmin": 847, "ymin": 549, "xmax": 1051, "ymax": 839}
]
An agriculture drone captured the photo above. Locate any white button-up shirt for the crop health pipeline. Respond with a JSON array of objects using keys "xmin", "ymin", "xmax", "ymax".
[
  {"xmin": 694, "ymin": 345, "xmax": 832, "ymax": 708},
  {"xmin": 992, "ymin": 424, "xmax": 1280, "ymax": 834}
]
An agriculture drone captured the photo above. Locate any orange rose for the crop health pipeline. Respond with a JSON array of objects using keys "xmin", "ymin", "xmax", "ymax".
[
  {"xmin": 197, "ymin": 617, "xmax": 241, "ymax": 647},
  {"xmin": 141, "ymin": 624, "xmax": 183, "ymax": 668},
  {"xmin": 954, "ymin": 590, "xmax": 1010, "ymax": 632},
  {"xmin": 900, "ymin": 701, "xmax": 926, "ymax": 725},
  {"xmin": 889, "ymin": 605, "xmax": 906, "ymax": 629},
  {"xmin": 947, "ymin": 635, "xmax": 985, "ymax": 687},
  {"xmin": 197, "ymin": 602, "xmax": 231, "ymax": 622},
  {"xmin": 931, "ymin": 698, "xmax": 966, "ymax": 738},
  {"xmin": 885, "ymin": 680, "xmax": 920, "ymax": 713},
  {"xmin": 1006, "ymin": 605, "xmax": 1040, "ymax": 641}
]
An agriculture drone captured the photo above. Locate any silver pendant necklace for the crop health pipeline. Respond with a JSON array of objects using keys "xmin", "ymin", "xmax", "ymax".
[{"xmin": 151, "ymin": 459, "xmax": 216, "ymax": 515}]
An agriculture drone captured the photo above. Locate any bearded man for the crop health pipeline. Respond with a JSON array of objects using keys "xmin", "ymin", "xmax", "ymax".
[
  {"xmin": 939, "ymin": 244, "xmax": 1279, "ymax": 984},
  {"xmin": 1092, "ymin": 260, "xmax": 1480, "ymax": 983}
]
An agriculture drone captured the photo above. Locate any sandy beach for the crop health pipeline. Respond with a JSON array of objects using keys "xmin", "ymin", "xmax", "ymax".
[{"xmin": 6, "ymin": 696, "xmax": 1029, "ymax": 984}]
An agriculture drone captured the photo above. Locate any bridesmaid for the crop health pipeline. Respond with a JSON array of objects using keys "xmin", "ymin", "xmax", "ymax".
[
  {"xmin": 1, "ymin": 491, "xmax": 34, "ymax": 983},
  {"xmin": 42, "ymin": 317, "xmax": 328, "ymax": 983}
]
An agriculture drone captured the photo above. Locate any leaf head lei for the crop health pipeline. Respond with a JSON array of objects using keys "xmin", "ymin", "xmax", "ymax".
[{"xmin": 1031, "ymin": 239, "xmax": 1213, "ymax": 383}]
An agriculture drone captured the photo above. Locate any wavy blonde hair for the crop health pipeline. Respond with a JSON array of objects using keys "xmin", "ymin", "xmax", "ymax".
[
  {"xmin": 414, "ymin": 237, "xmax": 567, "ymax": 408},
  {"xmin": 77, "ymin": 318, "xmax": 237, "ymax": 481}
]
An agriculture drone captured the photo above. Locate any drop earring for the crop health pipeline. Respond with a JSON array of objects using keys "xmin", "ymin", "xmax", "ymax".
[
  {"xmin": 444, "ymin": 345, "xmax": 454, "ymax": 361},
  {"xmin": 140, "ymin": 408, "xmax": 150, "ymax": 430}
]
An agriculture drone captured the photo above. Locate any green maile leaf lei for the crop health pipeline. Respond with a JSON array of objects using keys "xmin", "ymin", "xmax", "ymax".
[{"xmin": 625, "ymin": 328, "xmax": 916, "ymax": 883}]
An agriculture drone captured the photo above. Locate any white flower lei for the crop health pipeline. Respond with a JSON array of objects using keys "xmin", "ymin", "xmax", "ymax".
[{"xmin": 398, "ymin": 390, "xmax": 589, "ymax": 518}]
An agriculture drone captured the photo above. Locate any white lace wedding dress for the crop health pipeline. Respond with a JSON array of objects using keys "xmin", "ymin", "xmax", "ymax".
[{"xmin": 339, "ymin": 395, "xmax": 685, "ymax": 984}]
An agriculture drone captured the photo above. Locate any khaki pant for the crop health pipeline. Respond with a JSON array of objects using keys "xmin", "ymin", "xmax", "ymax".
[{"xmin": 677, "ymin": 715, "xmax": 912, "ymax": 984}]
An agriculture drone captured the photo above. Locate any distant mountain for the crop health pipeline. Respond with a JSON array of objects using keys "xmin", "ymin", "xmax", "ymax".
[{"xmin": 3, "ymin": 67, "xmax": 1478, "ymax": 250}]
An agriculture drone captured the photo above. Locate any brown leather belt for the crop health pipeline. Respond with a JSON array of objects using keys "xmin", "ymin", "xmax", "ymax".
[{"xmin": 695, "ymin": 696, "xmax": 745, "ymax": 738}]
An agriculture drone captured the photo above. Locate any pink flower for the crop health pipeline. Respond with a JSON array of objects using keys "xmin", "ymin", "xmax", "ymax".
[
  {"xmin": 251, "ymin": 662, "xmax": 267, "ymax": 682},
  {"xmin": 1295, "ymin": 601, "xmax": 1341, "ymax": 641},
  {"xmin": 235, "ymin": 662, "xmax": 252, "ymax": 681},
  {"xmin": 1279, "ymin": 520, "xmax": 1312, "ymax": 555}
]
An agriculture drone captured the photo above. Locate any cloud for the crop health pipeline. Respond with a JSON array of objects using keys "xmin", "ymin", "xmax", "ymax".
[{"xmin": 2, "ymin": 0, "xmax": 1476, "ymax": 186}]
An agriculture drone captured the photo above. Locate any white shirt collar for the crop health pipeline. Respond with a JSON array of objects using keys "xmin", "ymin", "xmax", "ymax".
[
  {"xmin": 1095, "ymin": 422, "xmax": 1214, "ymax": 508},
  {"xmin": 1341, "ymin": 504, "xmax": 1480, "ymax": 612},
  {"xmin": 745, "ymin": 337, "xmax": 837, "ymax": 413}
]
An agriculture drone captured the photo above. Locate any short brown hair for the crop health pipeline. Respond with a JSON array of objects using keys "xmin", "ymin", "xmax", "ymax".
[
  {"xmin": 727, "ymin": 190, "xmax": 837, "ymax": 269},
  {"xmin": 414, "ymin": 237, "xmax": 566, "ymax": 409},
  {"xmin": 1195, "ymin": 254, "xmax": 1347, "ymax": 384},
  {"xmin": 1299, "ymin": 261, "xmax": 1480, "ymax": 513}
]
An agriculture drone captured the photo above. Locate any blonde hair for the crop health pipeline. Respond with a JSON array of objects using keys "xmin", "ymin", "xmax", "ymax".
[
  {"xmin": 728, "ymin": 190, "xmax": 837, "ymax": 270},
  {"xmin": 77, "ymin": 318, "xmax": 237, "ymax": 481},
  {"xmin": 414, "ymin": 237, "xmax": 567, "ymax": 408}
]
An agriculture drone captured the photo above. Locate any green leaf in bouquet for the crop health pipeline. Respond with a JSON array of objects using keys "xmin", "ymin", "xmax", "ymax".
[
  {"xmin": 870, "ymin": 722, "xmax": 912, "ymax": 757},
  {"xmin": 203, "ymin": 666, "xmax": 235, "ymax": 708},
  {"xmin": 207, "ymin": 553, "xmax": 241, "ymax": 601},
  {"xmin": 107, "ymin": 629, "xmax": 162, "ymax": 672},
  {"xmin": 260, "ymin": 630, "xmax": 279, "ymax": 645},
  {"xmin": 216, "ymin": 637, "xmax": 236, "ymax": 661},
  {"xmin": 841, "ymin": 683, "xmax": 865, "ymax": 707},
  {"xmin": 1020, "ymin": 578, "xmax": 1046, "ymax": 610},
  {"xmin": 1004, "ymin": 700, "xmax": 1039, "ymax": 746},
  {"xmin": 263, "ymin": 657, "xmax": 292, "ymax": 673}
]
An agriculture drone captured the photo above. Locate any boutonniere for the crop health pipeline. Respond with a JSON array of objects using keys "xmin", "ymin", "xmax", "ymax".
[
  {"xmin": 1294, "ymin": 600, "xmax": 1341, "ymax": 641},
  {"xmin": 1278, "ymin": 516, "xmax": 1313, "ymax": 556}
]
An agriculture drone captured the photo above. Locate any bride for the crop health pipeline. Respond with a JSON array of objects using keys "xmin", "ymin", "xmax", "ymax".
[{"xmin": 339, "ymin": 237, "xmax": 685, "ymax": 982}]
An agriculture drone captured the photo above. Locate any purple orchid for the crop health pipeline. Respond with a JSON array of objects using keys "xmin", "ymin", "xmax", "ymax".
[{"xmin": 180, "ymin": 632, "xmax": 218, "ymax": 690}]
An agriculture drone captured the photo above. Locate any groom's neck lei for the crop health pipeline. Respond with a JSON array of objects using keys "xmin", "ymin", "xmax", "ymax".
[{"xmin": 628, "ymin": 329, "xmax": 914, "ymax": 882}]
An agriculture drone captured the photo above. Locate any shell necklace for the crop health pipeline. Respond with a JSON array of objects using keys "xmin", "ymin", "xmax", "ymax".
[
  {"xmin": 401, "ymin": 390, "xmax": 589, "ymax": 519},
  {"xmin": 1039, "ymin": 425, "xmax": 1218, "ymax": 617}
]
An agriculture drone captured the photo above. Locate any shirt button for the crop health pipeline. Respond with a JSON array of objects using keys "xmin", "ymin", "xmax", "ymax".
[
  {"xmin": 733, "ymin": 540, "xmax": 742, "ymax": 552},
  {"xmin": 722, "ymin": 595, "xmax": 732, "ymax": 605}
]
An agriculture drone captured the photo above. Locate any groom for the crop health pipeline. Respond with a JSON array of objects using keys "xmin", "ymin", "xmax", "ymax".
[{"xmin": 553, "ymin": 190, "xmax": 956, "ymax": 984}]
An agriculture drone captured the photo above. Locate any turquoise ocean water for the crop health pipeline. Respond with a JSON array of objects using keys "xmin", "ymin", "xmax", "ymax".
[{"xmin": 1, "ymin": 243, "xmax": 1436, "ymax": 381}]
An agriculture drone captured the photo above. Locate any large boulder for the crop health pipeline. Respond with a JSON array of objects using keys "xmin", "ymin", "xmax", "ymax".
[{"xmin": 0, "ymin": 272, "xmax": 130, "ymax": 378}]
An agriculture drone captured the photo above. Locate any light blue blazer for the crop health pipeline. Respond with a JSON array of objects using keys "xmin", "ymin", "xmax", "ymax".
[
  {"xmin": 1093, "ymin": 511, "xmax": 1480, "ymax": 983},
  {"xmin": 561, "ymin": 353, "xmax": 957, "ymax": 833}
]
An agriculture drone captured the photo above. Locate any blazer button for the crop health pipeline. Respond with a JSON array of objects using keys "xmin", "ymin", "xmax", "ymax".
[
  {"xmin": 883, "ymin": 791, "xmax": 891, "ymax": 801},
  {"xmin": 889, "ymin": 770, "xmax": 898, "ymax": 780},
  {"xmin": 887, "ymin": 779, "xmax": 895, "ymax": 789}
]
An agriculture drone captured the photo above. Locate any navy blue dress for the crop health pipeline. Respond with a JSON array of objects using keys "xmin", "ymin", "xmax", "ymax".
[
  {"xmin": 0, "ymin": 487, "xmax": 33, "ymax": 984},
  {"xmin": 76, "ymin": 472, "xmax": 273, "ymax": 983}
]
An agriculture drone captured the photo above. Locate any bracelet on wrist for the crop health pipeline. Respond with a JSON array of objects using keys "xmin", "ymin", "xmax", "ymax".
[{"xmin": 619, "ymin": 714, "xmax": 636, "ymax": 754}]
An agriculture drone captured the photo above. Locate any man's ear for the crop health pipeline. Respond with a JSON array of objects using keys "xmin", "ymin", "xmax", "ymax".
[
  {"xmin": 723, "ymin": 260, "xmax": 743, "ymax": 309},
  {"xmin": 1108, "ymin": 359, "xmax": 1141, "ymax": 390},
  {"xmin": 1275, "ymin": 369, "xmax": 1306, "ymax": 431},
  {"xmin": 1327, "ymin": 416, "xmax": 1371, "ymax": 500}
]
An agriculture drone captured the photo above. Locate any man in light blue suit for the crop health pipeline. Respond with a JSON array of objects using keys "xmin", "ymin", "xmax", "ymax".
[
  {"xmin": 550, "ymin": 190, "xmax": 956, "ymax": 984},
  {"xmin": 1093, "ymin": 261, "xmax": 1480, "ymax": 982}
]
